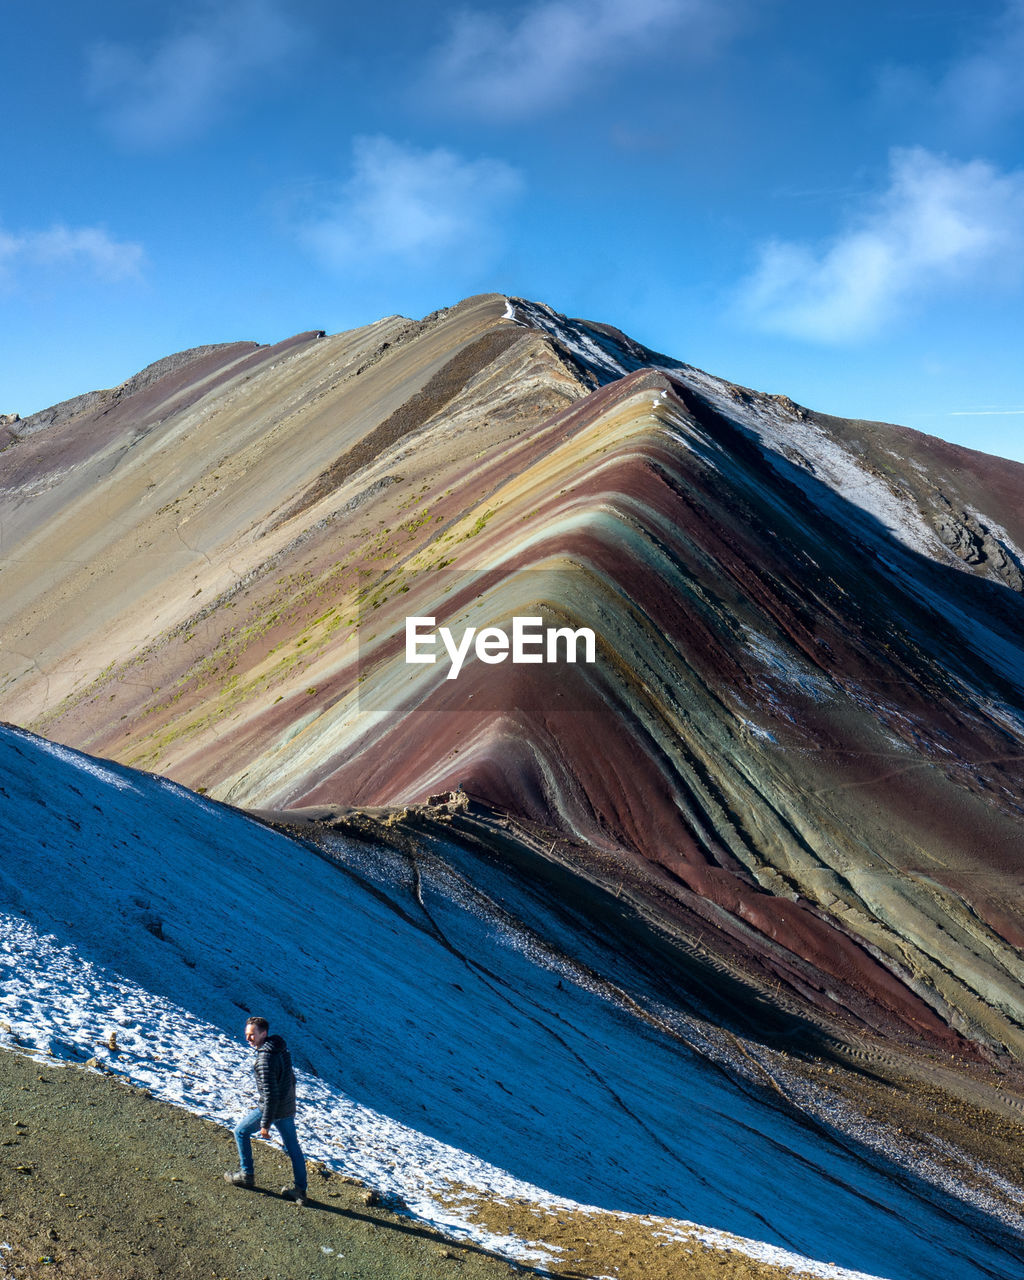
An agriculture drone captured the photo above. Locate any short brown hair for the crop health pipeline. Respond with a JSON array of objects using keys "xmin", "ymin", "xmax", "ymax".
[{"xmin": 246, "ymin": 1016, "xmax": 269, "ymax": 1033}]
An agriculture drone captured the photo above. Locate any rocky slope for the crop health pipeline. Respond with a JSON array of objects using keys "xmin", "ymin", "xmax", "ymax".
[{"xmin": 2, "ymin": 294, "xmax": 1023, "ymax": 1073}]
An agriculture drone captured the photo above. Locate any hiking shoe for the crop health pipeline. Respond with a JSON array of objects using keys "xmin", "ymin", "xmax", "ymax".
[
  {"xmin": 280, "ymin": 1185, "xmax": 308, "ymax": 1206},
  {"xmin": 224, "ymin": 1170, "xmax": 254, "ymax": 1188}
]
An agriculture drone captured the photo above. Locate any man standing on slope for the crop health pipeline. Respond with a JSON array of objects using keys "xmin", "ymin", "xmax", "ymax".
[{"xmin": 224, "ymin": 1016, "xmax": 308, "ymax": 1205}]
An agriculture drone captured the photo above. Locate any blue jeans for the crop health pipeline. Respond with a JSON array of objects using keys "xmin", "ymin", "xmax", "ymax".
[{"xmin": 233, "ymin": 1108, "xmax": 307, "ymax": 1191}]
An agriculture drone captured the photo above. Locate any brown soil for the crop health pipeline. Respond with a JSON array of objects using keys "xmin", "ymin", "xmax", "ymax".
[
  {"xmin": 0, "ymin": 1048, "xmax": 521, "ymax": 1280},
  {"xmin": 0, "ymin": 1048, "xmax": 852, "ymax": 1280},
  {"xmin": 438, "ymin": 1187, "xmax": 828, "ymax": 1280}
]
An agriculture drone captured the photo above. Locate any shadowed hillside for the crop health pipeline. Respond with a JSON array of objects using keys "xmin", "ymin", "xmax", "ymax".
[{"xmin": 3, "ymin": 721, "xmax": 1024, "ymax": 1280}]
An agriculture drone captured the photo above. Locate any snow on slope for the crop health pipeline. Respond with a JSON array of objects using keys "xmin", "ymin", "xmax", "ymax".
[
  {"xmin": 0, "ymin": 724, "xmax": 1020, "ymax": 1280},
  {"xmin": 508, "ymin": 296, "xmax": 976, "ymax": 570},
  {"xmin": 679, "ymin": 368, "xmax": 947, "ymax": 561}
]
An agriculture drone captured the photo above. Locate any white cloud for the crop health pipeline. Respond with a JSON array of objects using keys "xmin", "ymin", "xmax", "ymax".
[
  {"xmin": 736, "ymin": 147, "xmax": 1024, "ymax": 343},
  {"xmin": 0, "ymin": 224, "xmax": 145, "ymax": 284},
  {"xmin": 426, "ymin": 0, "xmax": 721, "ymax": 116},
  {"xmin": 300, "ymin": 136, "xmax": 523, "ymax": 273},
  {"xmin": 86, "ymin": 0, "xmax": 302, "ymax": 147}
]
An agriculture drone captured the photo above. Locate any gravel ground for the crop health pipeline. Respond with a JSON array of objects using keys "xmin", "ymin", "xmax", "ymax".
[
  {"xmin": 0, "ymin": 1048, "xmax": 524, "ymax": 1280},
  {"xmin": 0, "ymin": 1047, "xmax": 871, "ymax": 1280}
]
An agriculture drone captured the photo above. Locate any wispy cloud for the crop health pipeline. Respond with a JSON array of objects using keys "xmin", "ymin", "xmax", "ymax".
[
  {"xmin": 300, "ymin": 136, "xmax": 523, "ymax": 274},
  {"xmin": 878, "ymin": 0, "xmax": 1024, "ymax": 138},
  {"xmin": 948, "ymin": 407, "xmax": 1024, "ymax": 416},
  {"xmin": 86, "ymin": 0, "xmax": 302, "ymax": 147},
  {"xmin": 736, "ymin": 147, "xmax": 1024, "ymax": 343},
  {"xmin": 425, "ymin": 0, "xmax": 724, "ymax": 117},
  {"xmin": 0, "ymin": 224, "xmax": 145, "ymax": 284},
  {"xmin": 938, "ymin": 0, "xmax": 1024, "ymax": 133}
]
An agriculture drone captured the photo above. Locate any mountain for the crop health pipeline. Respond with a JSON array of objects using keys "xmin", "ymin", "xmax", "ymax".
[
  {"xmin": 3, "ymin": 295, "xmax": 1024, "ymax": 1275},
  {"xmin": 3, "ymin": 294, "xmax": 1023, "ymax": 1070}
]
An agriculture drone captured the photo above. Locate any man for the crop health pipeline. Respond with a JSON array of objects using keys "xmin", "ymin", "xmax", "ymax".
[{"xmin": 224, "ymin": 1016, "xmax": 308, "ymax": 1205}]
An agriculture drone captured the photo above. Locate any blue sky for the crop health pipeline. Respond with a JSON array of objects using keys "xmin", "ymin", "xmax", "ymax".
[{"xmin": 3, "ymin": 0, "xmax": 1024, "ymax": 461}]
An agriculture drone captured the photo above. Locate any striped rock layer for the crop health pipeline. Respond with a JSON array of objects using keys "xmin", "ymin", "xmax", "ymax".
[{"xmin": 2, "ymin": 294, "xmax": 1024, "ymax": 1065}]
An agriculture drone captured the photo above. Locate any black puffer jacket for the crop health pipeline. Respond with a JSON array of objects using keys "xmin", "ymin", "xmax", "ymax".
[{"xmin": 254, "ymin": 1034, "xmax": 297, "ymax": 1128}]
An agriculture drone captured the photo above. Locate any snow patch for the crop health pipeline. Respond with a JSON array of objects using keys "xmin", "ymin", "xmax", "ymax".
[
  {"xmin": 509, "ymin": 298, "xmax": 630, "ymax": 382},
  {"xmin": 29, "ymin": 734, "xmax": 139, "ymax": 793},
  {"xmin": 742, "ymin": 627, "xmax": 834, "ymax": 701},
  {"xmin": 680, "ymin": 371, "xmax": 946, "ymax": 561}
]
